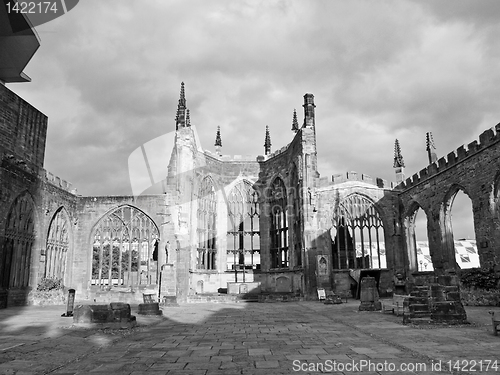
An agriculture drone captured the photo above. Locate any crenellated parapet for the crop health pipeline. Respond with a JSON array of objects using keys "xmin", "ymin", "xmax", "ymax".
[
  {"xmin": 397, "ymin": 124, "xmax": 500, "ymax": 190},
  {"xmin": 203, "ymin": 150, "xmax": 259, "ymax": 162},
  {"xmin": 41, "ymin": 170, "xmax": 76, "ymax": 194},
  {"xmin": 318, "ymin": 171, "xmax": 397, "ymax": 189},
  {"xmin": 204, "ymin": 143, "xmax": 292, "ymax": 163}
]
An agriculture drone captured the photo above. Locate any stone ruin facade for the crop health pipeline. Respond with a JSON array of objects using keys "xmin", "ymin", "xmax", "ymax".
[{"xmin": 1, "ymin": 79, "xmax": 500, "ymax": 309}]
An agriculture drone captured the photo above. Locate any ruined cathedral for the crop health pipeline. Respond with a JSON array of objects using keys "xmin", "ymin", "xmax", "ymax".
[{"xmin": 1, "ymin": 17, "xmax": 500, "ymax": 309}]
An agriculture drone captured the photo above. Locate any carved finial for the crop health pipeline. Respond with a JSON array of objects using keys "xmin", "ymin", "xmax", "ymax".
[
  {"xmin": 214, "ymin": 126, "xmax": 222, "ymax": 147},
  {"xmin": 186, "ymin": 109, "xmax": 191, "ymax": 127},
  {"xmin": 393, "ymin": 139, "xmax": 405, "ymax": 168},
  {"xmin": 175, "ymin": 82, "xmax": 187, "ymax": 130},
  {"xmin": 264, "ymin": 125, "xmax": 271, "ymax": 155},
  {"xmin": 179, "ymin": 82, "xmax": 186, "ymax": 106},
  {"xmin": 394, "ymin": 139, "xmax": 405, "ymax": 183},
  {"xmin": 426, "ymin": 132, "xmax": 437, "ymax": 164},
  {"xmin": 214, "ymin": 126, "xmax": 222, "ymax": 156},
  {"xmin": 291, "ymin": 109, "xmax": 299, "ymax": 132}
]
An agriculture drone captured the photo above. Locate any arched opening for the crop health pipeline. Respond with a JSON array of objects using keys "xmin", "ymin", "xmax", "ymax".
[
  {"xmin": 45, "ymin": 207, "xmax": 70, "ymax": 282},
  {"xmin": 269, "ymin": 177, "xmax": 288, "ymax": 269},
  {"xmin": 447, "ymin": 189, "xmax": 479, "ymax": 269},
  {"xmin": 1, "ymin": 192, "xmax": 35, "ymax": 290},
  {"xmin": 226, "ymin": 180, "xmax": 260, "ymax": 281},
  {"xmin": 91, "ymin": 205, "xmax": 159, "ymax": 288},
  {"xmin": 290, "ymin": 164, "xmax": 302, "ymax": 267},
  {"xmin": 197, "ymin": 176, "xmax": 217, "ymax": 270},
  {"xmin": 331, "ymin": 194, "xmax": 385, "ymax": 270},
  {"xmin": 405, "ymin": 204, "xmax": 432, "ymax": 272}
]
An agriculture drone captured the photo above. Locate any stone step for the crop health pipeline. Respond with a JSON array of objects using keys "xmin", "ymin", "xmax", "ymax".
[
  {"xmin": 409, "ymin": 303, "xmax": 430, "ymax": 313},
  {"xmin": 405, "ymin": 317, "xmax": 433, "ymax": 325}
]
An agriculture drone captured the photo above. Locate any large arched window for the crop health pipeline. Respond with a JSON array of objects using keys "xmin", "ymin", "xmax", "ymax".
[
  {"xmin": 1, "ymin": 192, "xmax": 35, "ymax": 289},
  {"xmin": 91, "ymin": 206, "xmax": 159, "ymax": 287},
  {"xmin": 197, "ymin": 177, "xmax": 217, "ymax": 270},
  {"xmin": 45, "ymin": 208, "xmax": 70, "ymax": 280},
  {"xmin": 405, "ymin": 203, "xmax": 433, "ymax": 271},
  {"xmin": 443, "ymin": 186, "xmax": 478, "ymax": 269},
  {"xmin": 269, "ymin": 177, "xmax": 288, "ymax": 268},
  {"xmin": 290, "ymin": 164, "xmax": 302, "ymax": 267},
  {"xmin": 226, "ymin": 181, "xmax": 260, "ymax": 274},
  {"xmin": 332, "ymin": 194, "xmax": 385, "ymax": 269}
]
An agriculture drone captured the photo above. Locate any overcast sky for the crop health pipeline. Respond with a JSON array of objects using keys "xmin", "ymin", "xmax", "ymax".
[{"xmin": 11, "ymin": 0, "xmax": 500, "ymax": 239}]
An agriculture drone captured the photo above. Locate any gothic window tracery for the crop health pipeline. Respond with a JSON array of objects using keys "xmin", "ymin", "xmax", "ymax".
[
  {"xmin": 91, "ymin": 206, "xmax": 159, "ymax": 287},
  {"xmin": 332, "ymin": 194, "xmax": 385, "ymax": 269},
  {"xmin": 45, "ymin": 208, "xmax": 70, "ymax": 281},
  {"xmin": 290, "ymin": 165, "xmax": 302, "ymax": 267},
  {"xmin": 226, "ymin": 181, "xmax": 260, "ymax": 272},
  {"xmin": 1, "ymin": 193, "xmax": 35, "ymax": 288},
  {"xmin": 197, "ymin": 177, "xmax": 217, "ymax": 270},
  {"xmin": 270, "ymin": 177, "xmax": 288, "ymax": 268}
]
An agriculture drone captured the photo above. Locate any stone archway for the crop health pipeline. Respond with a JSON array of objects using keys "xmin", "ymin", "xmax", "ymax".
[
  {"xmin": 404, "ymin": 202, "xmax": 432, "ymax": 272},
  {"xmin": 45, "ymin": 207, "xmax": 70, "ymax": 282},
  {"xmin": 442, "ymin": 185, "xmax": 478, "ymax": 269},
  {"xmin": 1, "ymin": 192, "xmax": 36, "ymax": 298}
]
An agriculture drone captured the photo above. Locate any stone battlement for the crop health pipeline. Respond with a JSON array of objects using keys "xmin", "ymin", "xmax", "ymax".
[
  {"xmin": 319, "ymin": 171, "xmax": 396, "ymax": 189},
  {"xmin": 204, "ymin": 142, "xmax": 291, "ymax": 162},
  {"xmin": 42, "ymin": 170, "xmax": 75, "ymax": 193},
  {"xmin": 398, "ymin": 123, "xmax": 500, "ymax": 190},
  {"xmin": 204, "ymin": 150, "xmax": 257, "ymax": 162},
  {"xmin": 265, "ymin": 144, "xmax": 290, "ymax": 159}
]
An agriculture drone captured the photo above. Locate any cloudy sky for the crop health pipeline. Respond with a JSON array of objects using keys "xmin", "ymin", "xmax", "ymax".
[{"xmin": 11, "ymin": 0, "xmax": 500, "ymax": 239}]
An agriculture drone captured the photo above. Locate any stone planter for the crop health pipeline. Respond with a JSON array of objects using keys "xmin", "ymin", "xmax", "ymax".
[{"xmin": 28, "ymin": 289, "xmax": 66, "ymax": 306}]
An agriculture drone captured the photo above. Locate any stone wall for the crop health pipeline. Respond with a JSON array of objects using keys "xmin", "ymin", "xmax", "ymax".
[
  {"xmin": 72, "ymin": 194, "xmax": 171, "ymax": 300},
  {"xmin": 0, "ymin": 85, "xmax": 81, "ymax": 307},
  {"xmin": 0, "ymin": 84, "xmax": 47, "ymax": 170},
  {"xmin": 398, "ymin": 124, "xmax": 500, "ymax": 273}
]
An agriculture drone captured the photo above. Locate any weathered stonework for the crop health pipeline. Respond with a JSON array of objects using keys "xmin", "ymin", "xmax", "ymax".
[{"xmin": 1, "ymin": 80, "xmax": 500, "ymax": 311}]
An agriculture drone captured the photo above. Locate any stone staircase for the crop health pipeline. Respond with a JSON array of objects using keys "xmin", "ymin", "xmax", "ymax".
[
  {"xmin": 403, "ymin": 286, "xmax": 432, "ymax": 324},
  {"xmin": 403, "ymin": 276, "xmax": 467, "ymax": 325}
]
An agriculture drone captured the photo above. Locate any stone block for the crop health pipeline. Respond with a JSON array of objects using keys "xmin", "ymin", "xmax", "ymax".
[
  {"xmin": 138, "ymin": 302, "xmax": 163, "ymax": 315},
  {"xmin": 73, "ymin": 303, "xmax": 137, "ymax": 328}
]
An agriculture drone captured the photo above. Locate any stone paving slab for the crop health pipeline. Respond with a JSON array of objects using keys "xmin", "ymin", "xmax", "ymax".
[{"xmin": 0, "ymin": 301, "xmax": 499, "ymax": 374}]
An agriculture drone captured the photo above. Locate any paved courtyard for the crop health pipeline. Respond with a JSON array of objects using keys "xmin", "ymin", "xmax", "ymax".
[{"xmin": 0, "ymin": 300, "xmax": 499, "ymax": 375}]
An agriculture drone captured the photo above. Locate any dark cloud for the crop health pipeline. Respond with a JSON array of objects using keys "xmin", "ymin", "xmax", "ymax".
[
  {"xmin": 8, "ymin": 0, "xmax": 500, "ymax": 203},
  {"xmin": 414, "ymin": 0, "xmax": 500, "ymax": 26}
]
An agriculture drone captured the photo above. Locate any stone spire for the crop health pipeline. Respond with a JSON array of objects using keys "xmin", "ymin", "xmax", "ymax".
[
  {"xmin": 393, "ymin": 139, "xmax": 405, "ymax": 168},
  {"xmin": 426, "ymin": 132, "xmax": 437, "ymax": 164},
  {"xmin": 214, "ymin": 126, "xmax": 222, "ymax": 155},
  {"xmin": 175, "ymin": 82, "xmax": 190, "ymax": 130},
  {"xmin": 264, "ymin": 125, "xmax": 271, "ymax": 155},
  {"xmin": 393, "ymin": 139, "xmax": 405, "ymax": 183},
  {"xmin": 291, "ymin": 109, "xmax": 299, "ymax": 133}
]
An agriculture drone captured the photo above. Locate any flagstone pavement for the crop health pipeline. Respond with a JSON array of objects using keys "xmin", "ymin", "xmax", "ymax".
[{"xmin": 0, "ymin": 300, "xmax": 499, "ymax": 375}]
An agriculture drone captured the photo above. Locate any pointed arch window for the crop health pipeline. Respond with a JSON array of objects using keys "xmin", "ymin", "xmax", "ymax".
[
  {"xmin": 91, "ymin": 206, "xmax": 159, "ymax": 287},
  {"xmin": 270, "ymin": 177, "xmax": 288, "ymax": 268},
  {"xmin": 226, "ymin": 181, "xmax": 260, "ymax": 273},
  {"xmin": 45, "ymin": 208, "xmax": 70, "ymax": 281},
  {"xmin": 197, "ymin": 177, "xmax": 217, "ymax": 270},
  {"xmin": 290, "ymin": 165, "xmax": 302, "ymax": 267},
  {"xmin": 332, "ymin": 194, "xmax": 385, "ymax": 269},
  {"xmin": 1, "ymin": 193, "xmax": 35, "ymax": 289}
]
